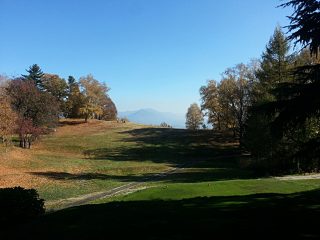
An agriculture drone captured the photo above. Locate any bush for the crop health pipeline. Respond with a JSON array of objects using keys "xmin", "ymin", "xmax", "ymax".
[
  {"xmin": 0, "ymin": 187, "xmax": 45, "ymax": 225},
  {"xmin": 160, "ymin": 122, "xmax": 172, "ymax": 128}
]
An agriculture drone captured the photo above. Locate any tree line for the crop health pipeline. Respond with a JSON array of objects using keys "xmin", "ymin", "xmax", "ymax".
[
  {"xmin": 0, "ymin": 65, "xmax": 117, "ymax": 149},
  {"xmin": 186, "ymin": 0, "xmax": 320, "ymax": 174}
]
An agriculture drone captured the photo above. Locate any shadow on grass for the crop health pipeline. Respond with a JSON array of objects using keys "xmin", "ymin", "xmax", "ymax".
[
  {"xmin": 30, "ymin": 128, "xmax": 257, "ymax": 184},
  {"xmin": 83, "ymin": 128, "xmax": 241, "ymax": 168},
  {"xmin": 9, "ymin": 189, "xmax": 320, "ymax": 239},
  {"xmin": 30, "ymin": 166, "xmax": 256, "ymax": 183},
  {"xmin": 58, "ymin": 120, "xmax": 86, "ymax": 126}
]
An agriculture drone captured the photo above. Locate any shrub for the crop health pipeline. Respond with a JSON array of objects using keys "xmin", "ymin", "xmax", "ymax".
[
  {"xmin": 0, "ymin": 187, "xmax": 45, "ymax": 225},
  {"xmin": 160, "ymin": 122, "xmax": 172, "ymax": 128}
]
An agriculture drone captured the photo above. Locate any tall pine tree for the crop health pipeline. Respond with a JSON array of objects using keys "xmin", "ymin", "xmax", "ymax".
[
  {"xmin": 244, "ymin": 27, "xmax": 293, "ymax": 171},
  {"xmin": 246, "ymin": 1, "xmax": 320, "ymax": 173},
  {"xmin": 271, "ymin": 1, "xmax": 320, "ymax": 167},
  {"xmin": 22, "ymin": 64, "xmax": 44, "ymax": 89},
  {"xmin": 255, "ymin": 26, "xmax": 292, "ymax": 102}
]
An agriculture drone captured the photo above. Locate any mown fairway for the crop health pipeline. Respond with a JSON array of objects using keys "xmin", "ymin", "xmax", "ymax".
[{"xmin": 2, "ymin": 119, "xmax": 320, "ymax": 239}]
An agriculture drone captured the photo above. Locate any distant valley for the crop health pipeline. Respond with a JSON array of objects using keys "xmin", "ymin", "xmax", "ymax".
[{"xmin": 118, "ymin": 108, "xmax": 185, "ymax": 128}]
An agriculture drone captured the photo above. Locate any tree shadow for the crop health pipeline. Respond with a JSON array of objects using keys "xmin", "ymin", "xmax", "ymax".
[
  {"xmin": 58, "ymin": 120, "xmax": 86, "ymax": 126},
  {"xmin": 30, "ymin": 167, "xmax": 256, "ymax": 183},
  {"xmin": 10, "ymin": 189, "xmax": 320, "ymax": 239},
  {"xmin": 83, "ymin": 128, "xmax": 242, "ymax": 168}
]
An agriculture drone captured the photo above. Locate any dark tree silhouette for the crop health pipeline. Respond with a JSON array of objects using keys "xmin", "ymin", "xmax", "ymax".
[
  {"xmin": 271, "ymin": 0, "xmax": 320, "ymax": 135},
  {"xmin": 253, "ymin": 0, "xmax": 320, "ymax": 171},
  {"xmin": 281, "ymin": 0, "xmax": 320, "ymax": 56}
]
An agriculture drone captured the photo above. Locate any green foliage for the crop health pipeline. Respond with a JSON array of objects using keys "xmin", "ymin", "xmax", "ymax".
[
  {"xmin": 41, "ymin": 74, "xmax": 68, "ymax": 110},
  {"xmin": 255, "ymin": 26, "xmax": 292, "ymax": 102},
  {"xmin": 245, "ymin": 3, "xmax": 320, "ymax": 173},
  {"xmin": 65, "ymin": 76, "xmax": 84, "ymax": 118},
  {"xmin": 22, "ymin": 64, "xmax": 44, "ymax": 89},
  {"xmin": 0, "ymin": 187, "xmax": 45, "ymax": 225},
  {"xmin": 265, "ymin": 0, "xmax": 320, "ymax": 172},
  {"xmin": 244, "ymin": 27, "xmax": 295, "ymax": 172},
  {"xmin": 280, "ymin": 0, "xmax": 320, "ymax": 56}
]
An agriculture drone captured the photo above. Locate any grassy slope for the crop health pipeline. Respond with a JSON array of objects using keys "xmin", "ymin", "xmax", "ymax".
[
  {"xmin": 3, "ymin": 119, "xmax": 320, "ymax": 239},
  {"xmin": 1, "ymin": 120, "xmax": 173, "ymax": 201},
  {"xmin": 35, "ymin": 121, "xmax": 167, "ymax": 201}
]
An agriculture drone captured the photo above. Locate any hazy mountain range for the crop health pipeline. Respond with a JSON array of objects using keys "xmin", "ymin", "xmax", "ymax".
[{"xmin": 118, "ymin": 108, "xmax": 185, "ymax": 128}]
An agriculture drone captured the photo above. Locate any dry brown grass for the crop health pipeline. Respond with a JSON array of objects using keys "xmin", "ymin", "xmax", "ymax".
[{"xmin": 0, "ymin": 119, "xmax": 126, "ymax": 189}]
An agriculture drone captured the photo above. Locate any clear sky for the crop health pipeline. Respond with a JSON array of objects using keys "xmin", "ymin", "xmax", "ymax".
[{"xmin": 0, "ymin": 0, "xmax": 292, "ymax": 114}]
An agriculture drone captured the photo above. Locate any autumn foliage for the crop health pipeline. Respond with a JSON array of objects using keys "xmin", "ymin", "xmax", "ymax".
[{"xmin": 1, "ymin": 65, "xmax": 117, "ymax": 149}]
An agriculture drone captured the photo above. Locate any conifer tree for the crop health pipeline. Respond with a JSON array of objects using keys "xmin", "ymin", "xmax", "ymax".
[
  {"xmin": 244, "ymin": 27, "xmax": 292, "ymax": 168},
  {"xmin": 22, "ymin": 64, "xmax": 44, "ymax": 89},
  {"xmin": 255, "ymin": 26, "xmax": 292, "ymax": 102}
]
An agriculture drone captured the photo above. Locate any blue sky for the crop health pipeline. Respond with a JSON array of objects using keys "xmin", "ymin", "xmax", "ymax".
[{"xmin": 0, "ymin": 0, "xmax": 292, "ymax": 114}]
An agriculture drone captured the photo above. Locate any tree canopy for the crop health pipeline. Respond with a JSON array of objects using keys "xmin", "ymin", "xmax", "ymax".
[
  {"xmin": 280, "ymin": 0, "xmax": 320, "ymax": 56},
  {"xmin": 186, "ymin": 103, "xmax": 203, "ymax": 130}
]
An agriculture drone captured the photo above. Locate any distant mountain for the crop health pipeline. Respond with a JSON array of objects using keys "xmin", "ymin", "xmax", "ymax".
[{"xmin": 118, "ymin": 108, "xmax": 185, "ymax": 128}]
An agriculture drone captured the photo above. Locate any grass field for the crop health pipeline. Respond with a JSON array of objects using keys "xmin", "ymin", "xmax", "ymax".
[
  {"xmin": 1, "ymin": 119, "xmax": 320, "ymax": 239},
  {"xmin": 1, "ymin": 120, "xmax": 178, "ymax": 202},
  {"xmin": 0, "ymin": 119, "xmax": 242, "ymax": 204}
]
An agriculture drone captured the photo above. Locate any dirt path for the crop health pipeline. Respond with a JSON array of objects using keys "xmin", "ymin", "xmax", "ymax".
[
  {"xmin": 46, "ymin": 182, "xmax": 147, "ymax": 211},
  {"xmin": 46, "ymin": 154, "xmax": 244, "ymax": 211},
  {"xmin": 46, "ymin": 165, "xmax": 188, "ymax": 211},
  {"xmin": 274, "ymin": 173, "xmax": 320, "ymax": 180}
]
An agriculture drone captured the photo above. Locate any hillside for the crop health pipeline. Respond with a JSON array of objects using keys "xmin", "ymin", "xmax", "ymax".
[
  {"xmin": 0, "ymin": 119, "xmax": 319, "ymax": 239},
  {"xmin": 0, "ymin": 120, "xmax": 166, "ymax": 202},
  {"xmin": 0, "ymin": 119, "xmax": 240, "ymax": 206}
]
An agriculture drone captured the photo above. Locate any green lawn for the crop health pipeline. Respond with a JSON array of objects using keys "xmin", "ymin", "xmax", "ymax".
[
  {"xmin": 3, "ymin": 119, "xmax": 320, "ymax": 239},
  {"xmin": 26, "ymin": 120, "xmax": 243, "ymax": 202},
  {"xmin": 98, "ymin": 178, "xmax": 320, "ymax": 203},
  {"xmin": 9, "ymin": 188, "xmax": 320, "ymax": 239}
]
